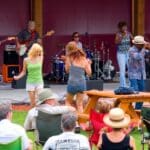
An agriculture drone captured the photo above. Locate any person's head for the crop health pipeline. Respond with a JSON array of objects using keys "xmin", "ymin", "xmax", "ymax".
[
  {"xmin": 28, "ymin": 43, "xmax": 43, "ymax": 58},
  {"xmin": 28, "ymin": 21, "xmax": 36, "ymax": 31},
  {"xmin": 132, "ymin": 35, "xmax": 146, "ymax": 50},
  {"xmin": 117, "ymin": 21, "xmax": 128, "ymax": 33},
  {"xmin": 72, "ymin": 32, "xmax": 80, "ymax": 42},
  {"xmin": 36, "ymin": 89, "xmax": 59, "ymax": 106},
  {"xmin": 0, "ymin": 101, "xmax": 12, "ymax": 121},
  {"xmin": 103, "ymin": 108, "xmax": 130, "ymax": 130},
  {"xmin": 97, "ymin": 99, "xmax": 114, "ymax": 113},
  {"xmin": 61, "ymin": 113, "xmax": 77, "ymax": 132}
]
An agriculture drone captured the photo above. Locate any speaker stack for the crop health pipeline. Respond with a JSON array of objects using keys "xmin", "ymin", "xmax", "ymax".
[{"xmin": 2, "ymin": 45, "xmax": 20, "ymax": 83}]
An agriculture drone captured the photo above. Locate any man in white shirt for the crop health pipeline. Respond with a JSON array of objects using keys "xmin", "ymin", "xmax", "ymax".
[
  {"xmin": 43, "ymin": 113, "xmax": 91, "ymax": 150},
  {"xmin": 24, "ymin": 89, "xmax": 76, "ymax": 131},
  {"xmin": 0, "ymin": 101, "xmax": 32, "ymax": 150}
]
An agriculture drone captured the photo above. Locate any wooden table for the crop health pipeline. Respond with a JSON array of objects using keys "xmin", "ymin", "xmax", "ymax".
[{"xmin": 78, "ymin": 90, "xmax": 150, "ymax": 123}]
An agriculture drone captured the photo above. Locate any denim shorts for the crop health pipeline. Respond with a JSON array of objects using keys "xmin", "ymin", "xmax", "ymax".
[{"xmin": 67, "ymin": 83, "xmax": 86, "ymax": 95}]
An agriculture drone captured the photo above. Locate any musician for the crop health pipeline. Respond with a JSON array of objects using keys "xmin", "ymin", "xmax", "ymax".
[
  {"xmin": 72, "ymin": 32, "xmax": 83, "ymax": 49},
  {"xmin": 128, "ymin": 36, "xmax": 149, "ymax": 109},
  {"xmin": 16, "ymin": 21, "xmax": 41, "ymax": 58},
  {"xmin": 115, "ymin": 21, "xmax": 133, "ymax": 87}
]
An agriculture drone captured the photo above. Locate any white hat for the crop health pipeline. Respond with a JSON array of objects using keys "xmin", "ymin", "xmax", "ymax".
[
  {"xmin": 103, "ymin": 108, "xmax": 130, "ymax": 128},
  {"xmin": 132, "ymin": 35, "xmax": 146, "ymax": 45},
  {"xmin": 37, "ymin": 89, "xmax": 59, "ymax": 105}
]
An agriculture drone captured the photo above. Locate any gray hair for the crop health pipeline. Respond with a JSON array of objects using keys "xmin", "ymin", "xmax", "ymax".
[
  {"xmin": 61, "ymin": 112, "xmax": 77, "ymax": 131},
  {"xmin": 0, "ymin": 101, "xmax": 12, "ymax": 121}
]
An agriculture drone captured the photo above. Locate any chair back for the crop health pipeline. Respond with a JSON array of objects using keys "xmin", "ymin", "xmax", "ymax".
[
  {"xmin": 141, "ymin": 106, "xmax": 150, "ymax": 133},
  {"xmin": 36, "ymin": 110, "xmax": 62, "ymax": 145},
  {"xmin": 0, "ymin": 136, "xmax": 22, "ymax": 150}
]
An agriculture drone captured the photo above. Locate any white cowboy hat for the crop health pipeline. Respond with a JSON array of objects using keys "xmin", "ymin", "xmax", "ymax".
[
  {"xmin": 103, "ymin": 108, "xmax": 130, "ymax": 128},
  {"xmin": 37, "ymin": 89, "xmax": 59, "ymax": 105},
  {"xmin": 132, "ymin": 35, "xmax": 147, "ymax": 45}
]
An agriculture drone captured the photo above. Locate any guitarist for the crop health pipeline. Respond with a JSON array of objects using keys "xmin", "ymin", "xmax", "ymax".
[{"xmin": 16, "ymin": 21, "xmax": 42, "ymax": 58}]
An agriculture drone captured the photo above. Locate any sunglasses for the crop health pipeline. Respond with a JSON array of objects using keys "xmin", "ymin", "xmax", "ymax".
[{"xmin": 74, "ymin": 35, "xmax": 79, "ymax": 38}]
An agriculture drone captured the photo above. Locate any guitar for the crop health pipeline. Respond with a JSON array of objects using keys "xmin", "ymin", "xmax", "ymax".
[
  {"xmin": 0, "ymin": 37, "xmax": 16, "ymax": 45},
  {"xmin": 17, "ymin": 30, "xmax": 55, "ymax": 56}
]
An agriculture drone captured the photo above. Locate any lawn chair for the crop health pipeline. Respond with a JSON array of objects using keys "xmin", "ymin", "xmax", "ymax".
[
  {"xmin": 0, "ymin": 136, "xmax": 22, "ymax": 150},
  {"xmin": 141, "ymin": 106, "xmax": 150, "ymax": 150},
  {"xmin": 35, "ymin": 110, "xmax": 62, "ymax": 147},
  {"xmin": 89, "ymin": 109, "xmax": 111, "ymax": 147}
]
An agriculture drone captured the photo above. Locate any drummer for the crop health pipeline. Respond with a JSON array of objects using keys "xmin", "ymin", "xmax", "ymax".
[{"xmin": 72, "ymin": 32, "xmax": 83, "ymax": 49}]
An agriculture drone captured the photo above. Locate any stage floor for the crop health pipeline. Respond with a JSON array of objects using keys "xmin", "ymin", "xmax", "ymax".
[{"xmin": 0, "ymin": 82, "xmax": 119, "ymax": 104}]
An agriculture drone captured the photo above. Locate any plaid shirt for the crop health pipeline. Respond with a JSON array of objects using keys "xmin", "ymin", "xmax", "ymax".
[{"xmin": 128, "ymin": 45, "xmax": 146, "ymax": 80}]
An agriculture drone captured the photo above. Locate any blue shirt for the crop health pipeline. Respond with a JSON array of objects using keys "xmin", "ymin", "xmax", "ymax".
[{"xmin": 128, "ymin": 45, "xmax": 146, "ymax": 80}]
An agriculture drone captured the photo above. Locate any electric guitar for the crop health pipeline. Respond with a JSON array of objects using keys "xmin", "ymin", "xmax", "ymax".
[
  {"xmin": 0, "ymin": 37, "xmax": 16, "ymax": 45},
  {"xmin": 17, "ymin": 30, "xmax": 55, "ymax": 56}
]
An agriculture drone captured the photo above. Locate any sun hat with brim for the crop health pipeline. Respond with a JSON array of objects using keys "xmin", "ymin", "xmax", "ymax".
[
  {"xmin": 36, "ymin": 89, "xmax": 59, "ymax": 105},
  {"xmin": 132, "ymin": 35, "xmax": 147, "ymax": 45},
  {"xmin": 103, "ymin": 108, "xmax": 130, "ymax": 128}
]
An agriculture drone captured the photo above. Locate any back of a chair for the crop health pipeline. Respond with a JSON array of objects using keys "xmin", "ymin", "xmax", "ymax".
[
  {"xmin": 36, "ymin": 110, "xmax": 62, "ymax": 145},
  {"xmin": 141, "ymin": 106, "xmax": 150, "ymax": 133},
  {"xmin": 0, "ymin": 137, "xmax": 22, "ymax": 150}
]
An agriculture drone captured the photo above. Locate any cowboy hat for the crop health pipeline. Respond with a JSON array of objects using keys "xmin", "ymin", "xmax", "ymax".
[
  {"xmin": 36, "ymin": 89, "xmax": 59, "ymax": 105},
  {"xmin": 103, "ymin": 108, "xmax": 130, "ymax": 128},
  {"xmin": 132, "ymin": 35, "xmax": 147, "ymax": 45}
]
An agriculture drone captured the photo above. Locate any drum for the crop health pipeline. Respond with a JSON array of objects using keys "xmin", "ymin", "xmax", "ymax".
[
  {"xmin": 85, "ymin": 50, "xmax": 93, "ymax": 59},
  {"xmin": 53, "ymin": 60, "xmax": 64, "ymax": 80}
]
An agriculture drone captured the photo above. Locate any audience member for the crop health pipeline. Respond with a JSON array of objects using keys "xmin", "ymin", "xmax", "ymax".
[
  {"xmin": 43, "ymin": 112, "xmax": 91, "ymax": 150},
  {"xmin": 97, "ymin": 108, "xmax": 136, "ymax": 150},
  {"xmin": 0, "ymin": 101, "xmax": 32, "ymax": 150},
  {"xmin": 24, "ymin": 89, "xmax": 76, "ymax": 131}
]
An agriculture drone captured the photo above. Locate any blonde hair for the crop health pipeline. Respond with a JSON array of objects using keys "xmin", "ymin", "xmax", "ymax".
[
  {"xmin": 66, "ymin": 41, "xmax": 78, "ymax": 55},
  {"xmin": 96, "ymin": 99, "xmax": 114, "ymax": 113},
  {"xmin": 28, "ymin": 43, "xmax": 43, "ymax": 58}
]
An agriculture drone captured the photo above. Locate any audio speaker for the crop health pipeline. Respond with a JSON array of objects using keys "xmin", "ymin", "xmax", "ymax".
[
  {"xmin": 144, "ymin": 79, "xmax": 150, "ymax": 92},
  {"xmin": 86, "ymin": 80, "xmax": 103, "ymax": 90},
  {"xmin": 2, "ymin": 65, "xmax": 20, "ymax": 83},
  {"xmin": 11, "ymin": 75, "xmax": 26, "ymax": 89},
  {"xmin": 3, "ymin": 51, "xmax": 19, "ymax": 65}
]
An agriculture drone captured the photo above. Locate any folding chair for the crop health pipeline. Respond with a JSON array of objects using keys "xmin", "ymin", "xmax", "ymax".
[
  {"xmin": 0, "ymin": 136, "xmax": 22, "ymax": 150},
  {"xmin": 35, "ymin": 110, "xmax": 62, "ymax": 146},
  {"xmin": 141, "ymin": 106, "xmax": 150, "ymax": 150}
]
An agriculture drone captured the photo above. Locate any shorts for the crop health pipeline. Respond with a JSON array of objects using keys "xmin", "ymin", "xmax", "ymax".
[
  {"xmin": 67, "ymin": 83, "xmax": 86, "ymax": 95},
  {"xmin": 26, "ymin": 82, "xmax": 44, "ymax": 91}
]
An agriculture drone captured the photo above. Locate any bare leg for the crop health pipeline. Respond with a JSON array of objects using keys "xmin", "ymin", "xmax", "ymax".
[
  {"xmin": 76, "ymin": 93, "xmax": 84, "ymax": 113},
  {"xmin": 66, "ymin": 93, "xmax": 74, "ymax": 106},
  {"xmin": 28, "ymin": 91, "xmax": 36, "ymax": 107}
]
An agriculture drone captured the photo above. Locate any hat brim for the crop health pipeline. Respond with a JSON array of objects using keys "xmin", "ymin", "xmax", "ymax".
[
  {"xmin": 103, "ymin": 114, "xmax": 130, "ymax": 128},
  {"xmin": 132, "ymin": 40, "xmax": 147, "ymax": 45},
  {"xmin": 36, "ymin": 93, "xmax": 59, "ymax": 105}
]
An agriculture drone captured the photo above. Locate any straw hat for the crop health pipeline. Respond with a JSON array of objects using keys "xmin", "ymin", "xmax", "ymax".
[
  {"xmin": 36, "ymin": 89, "xmax": 59, "ymax": 105},
  {"xmin": 103, "ymin": 108, "xmax": 130, "ymax": 128},
  {"xmin": 132, "ymin": 35, "xmax": 147, "ymax": 45}
]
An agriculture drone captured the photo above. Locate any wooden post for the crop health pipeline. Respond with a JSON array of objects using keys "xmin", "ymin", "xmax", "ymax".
[
  {"xmin": 133, "ymin": 0, "xmax": 145, "ymax": 35},
  {"xmin": 31, "ymin": 0, "xmax": 43, "ymax": 36}
]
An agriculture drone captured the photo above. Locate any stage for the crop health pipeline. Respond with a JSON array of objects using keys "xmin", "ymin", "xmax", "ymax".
[{"xmin": 0, "ymin": 82, "xmax": 119, "ymax": 104}]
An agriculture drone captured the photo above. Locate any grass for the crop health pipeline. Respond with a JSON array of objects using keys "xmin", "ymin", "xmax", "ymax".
[{"xmin": 12, "ymin": 111, "xmax": 148, "ymax": 150}]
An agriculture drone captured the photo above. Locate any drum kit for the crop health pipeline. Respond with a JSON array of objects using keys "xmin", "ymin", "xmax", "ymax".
[{"xmin": 49, "ymin": 41, "xmax": 115, "ymax": 82}]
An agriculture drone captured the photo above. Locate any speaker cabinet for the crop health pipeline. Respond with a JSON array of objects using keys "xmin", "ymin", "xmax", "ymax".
[
  {"xmin": 11, "ymin": 75, "xmax": 26, "ymax": 89},
  {"xmin": 2, "ymin": 64, "xmax": 20, "ymax": 83},
  {"xmin": 86, "ymin": 80, "xmax": 103, "ymax": 90},
  {"xmin": 3, "ymin": 51, "xmax": 19, "ymax": 65}
]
